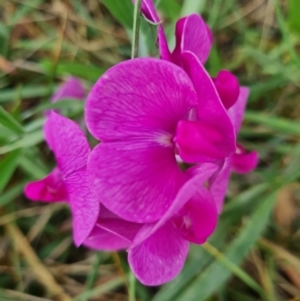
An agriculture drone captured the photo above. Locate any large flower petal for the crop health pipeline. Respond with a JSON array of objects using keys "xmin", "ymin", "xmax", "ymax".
[
  {"xmin": 128, "ymin": 221, "xmax": 189, "ymax": 286},
  {"xmin": 130, "ymin": 163, "xmax": 218, "ymax": 247},
  {"xmin": 66, "ymin": 170, "xmax": 100, "ymax": 246},
  {"xmin": 181, "ymin": 51, "xmax": 236, "ymax": 160},
  {"xmin": 84, "ymin": 211, "xmax": 142, "ymax": 251},
  {"xmin": 24, "ymin": 167, "xmax": 68, "ymax": 202},
  {"xmin": 45, "ymin": 112, "xmax": 100, "ymax": 246},
  {"xmin": 173, "ymin": 14, "xmax": 212, "ymax": 66},
  {"xmin": 44, "ymin": 112, "xmax": 90, "ymax": 177},
  {"xmin": 85, "ymin": 58, "xmax": 198, "ymax": 142},
  {"xmin": 88, "ymin": 141, "xmax": 187, "ymax": 223}
]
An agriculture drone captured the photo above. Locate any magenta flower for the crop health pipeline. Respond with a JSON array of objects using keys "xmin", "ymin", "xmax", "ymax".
[
  {"xmin": 135, "ymin": 0, "xmax": 240, "ymax": 111},
  {"xmin": 25, "ymin": 112, "xmax": 141, "ymax": 248},
  {"xmin": 209, "ymin": 88, "xmax": 259, "ymax": 213},
  {"xmin": 51, "ymin": 76, "xmax": 85, "ymax": 103},
  {"xmin": 85, "ymin": 58, "xmax": 235, "ymax": 223},
  {"xmin": 127, "ymin": 164, "xmax": 218, "ymax": 285}
]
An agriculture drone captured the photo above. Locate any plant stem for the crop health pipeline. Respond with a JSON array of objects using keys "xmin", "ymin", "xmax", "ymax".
[
  {"xmin": 128, "ymin": 269, "xmax": 136, "ymax": 301},
  {"xmin": 131, "ymin": 0, "xmax": 143, "ymax": 59}
]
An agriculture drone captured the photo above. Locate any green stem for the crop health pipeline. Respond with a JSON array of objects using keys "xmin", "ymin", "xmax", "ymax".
[
  {"xmin": 131, "ymin": 0, "xmax": 143, "ymax": 59},
  {"xmin": 128, "ymin": 269, "xmax": 136, "ymax": 301}
]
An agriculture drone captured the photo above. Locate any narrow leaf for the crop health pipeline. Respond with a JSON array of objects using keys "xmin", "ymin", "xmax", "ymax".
[
  {"xmin": 0, "ymin": 149, "xmax": 22, "ymax": 193},
  {"xmin": 0, "ymin": 106, "xmax": 24, "ymax": 134}
]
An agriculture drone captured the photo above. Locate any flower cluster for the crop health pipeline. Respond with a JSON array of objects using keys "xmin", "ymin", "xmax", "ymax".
[{"xmin": 24, "ymin": 0, "xmax": 258, "ymax": 286}]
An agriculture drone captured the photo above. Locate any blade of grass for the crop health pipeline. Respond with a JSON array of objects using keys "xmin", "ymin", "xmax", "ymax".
[
  {"xmin": 245, "ymin": 111, "xmax": 300, "ymax": 136},
  {"xmin": 101, "ymin": 0, "xmax": 134, "ymax": 29},
  {"xmin": 128, "ymin": 269, "xmax": 136, "ymax": 301},
  {"xmin": 0, "ymin": 85, "xmax": 54, "ymax": 104},
  {"xmin": 132, "ymin": 0, "xmax": 142, "ymax": 58},
  {"xmin": 0, "ymin": 130, "xmax": 44, "ymax": 154},
  {"xmin": 80, "ymin": 252, "xmax": 103, "ymax": 301},
  {"xmin": 0, "ymin": 149, "xmax": 22, "ymax": 193},
  {"xmin": 201, "ymin": 243, "xmax": 263, "ymax": 295},
  {"xmin": 5, "ymin": 223, "xmax": 72, "ymax": 301},
  {"xmin": 0, "ymin": 106, "xmax": 24, "ymax": 135},
  {"xmin": 0, "ymin": 182, "xmax": 26, "ymax": 207},
  {"xmin": 74, "ymin": 277, "xmax": 124, "ymax": 301},
  {"xmin": 180, "ymin": 0, "xmax": 206, "ymax": 16}
]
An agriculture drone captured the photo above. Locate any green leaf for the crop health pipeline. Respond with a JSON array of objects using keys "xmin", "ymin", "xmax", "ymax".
[
  {"xmin": 102, "ymin": 0, "xmax": 134, "ymax": 29},
  {"xmin": 0, "ymin": 149, "xmax": 22, "ymax": 193},
  {"xmin": 0, "ymin": 85, "xmax": 53, "ymax": 104},
  {"xmin": 180, "ymin": 0, "xmax": 206, "ymax": 16},
  {"xmin": 0, "ymin": 182, "xmax": 26, "ymax": 207},
  {"xmin": 157, "ymin": 0, "xmax": 181, "ymax": 21},
  {"xmin": 0, "ymin": 24, "xmax": 9, "ymax": 56},
  {"xmin": 174, "ymin": 192, "xmax": 277, "ymax": 301},
  {"xmin": 288, "ymin": 0, "xmax": 300, "ymax": 33},
  {"xmin": 0, "ymin": 130, "xmax": 44, "ymax": 155},
  {"xmin": 0, "ymin": 106, "xmax": 24, "ymax": 135},
  {"xmin": 245, "ymin": 111, "xmax": 300, "ymax": 135},
  {"xmin": 41, "ymin": 60, "xmax": 106, "ymax": 81}
]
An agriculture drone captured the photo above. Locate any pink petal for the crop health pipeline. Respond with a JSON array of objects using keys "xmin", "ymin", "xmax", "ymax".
[
  {"xmin": 132, "ymin": 0, "xmax": 159, "ymax": 23},
  {"xmin": 209, "ymin": 159, "xmax": 231, "ymax": 214},
  {"xmin": 128, "ymin": 221, "xmax": 189, "ymax": 286},
  {"xmin": 66, "ymin": 170, "xmax": 100, "ymax": 246},
  {"xmin": 231, "ymin": 150, "xmax": 258, "ymax": 174},
  {"xmin": 158, "ymin": 26, "xmax": 172, "ymax": 61},
  {"xmin": 181, "ymin": 51, "xmax": 236, "ymax": 160},
  {"xmin": 84, "ymin": 214, "xmax": 142, "ymax": 251},
  {"xmin": 173, "ymin": 188, "xmax": 217, "ymax": 244},
  {"xmin": 228, "ymin": 87, "xmax": 250, "ymax": 133},
  {"xmin": 24, "ymin": 167, "xmax": 68, "ymax": 202},
  {"xmin": 173, "ymin": 14, "xmax": 213, "ymax": 66},
  {"xmin": 44, "ymin": 112, "xmax": 90, "ymax": 177},
  {"xmin": 213, "ymin": 70, "xmax": 240, "ymax": 109},
  {"xmin": 51, "ymin": 77, "xmax": 85, "ymax": 103},
  {"xmin": 88, "ymin": 142, "xmax": 187, "ymax": 223},
  {"xmin": 174, "ymin": 120, "xmax": 228, "ymax": 163},
  {"xmin": 130, "ymin": 163, "xmax": 218, "ymax": 247},
  {"xmin": 85, "ymin": 58, "xmax": 197, "ymax": 142},
  {"xmin": 45, "ymin": 112, "xmax": 100, "ymax": 246}
]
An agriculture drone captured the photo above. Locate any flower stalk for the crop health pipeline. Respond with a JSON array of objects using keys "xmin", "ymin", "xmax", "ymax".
[{"xmin": 131, "ymin": 0, "xmax": 142, "ymax": 58}]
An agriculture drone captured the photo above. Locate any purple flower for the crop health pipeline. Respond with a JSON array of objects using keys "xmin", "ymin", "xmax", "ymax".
[
  {"xmin": 44, "ymin": 76, "xmax": 85, "ymax": 117},
  {"xmin": 85, "ymin": 58, "xmax": 235, "ymax": 224},
  {"xmin": 51, "ymin": 77, "xmax": 85, "ymax": 103},
  {"xmin": 25, "ymin": 112, "xmax": 141, "ymax": 249},
  {"xmin": 209, "ymin": 88, "xmax": 258, "ymax": 213},
  {"xmin": 127, "ymin": 164, "xmax": 218, "ymax": 285},
  {"xmin": 135, "ymin": 0, "xmax": 241, "ymax": 110}
]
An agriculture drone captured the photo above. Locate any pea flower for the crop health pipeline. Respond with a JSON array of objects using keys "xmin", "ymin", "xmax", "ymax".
[
  {"xmin": 85, "ymin": 58, "xmax": 235, "ymax": 224},
  {"xmin": 134, "ymin": 0, "xmax": 240, "ymax": 110},
  {"xmin": 25, "ymin": 112, "xmax": 142, "ymax": 249},
  {"xmin": 135, "ymin": 0, "xmax": 258, "ymax": 213},
  {"xmin": 51, "ymin": 77, "xmax": 85, "ymax": 103},
  {"xmin": 127, "ymin": 163, "xmax": 218, "ymax": 285},
  {"xmin": 209, "ymin": 87, "xmax": 258, "ymax": 213}
]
